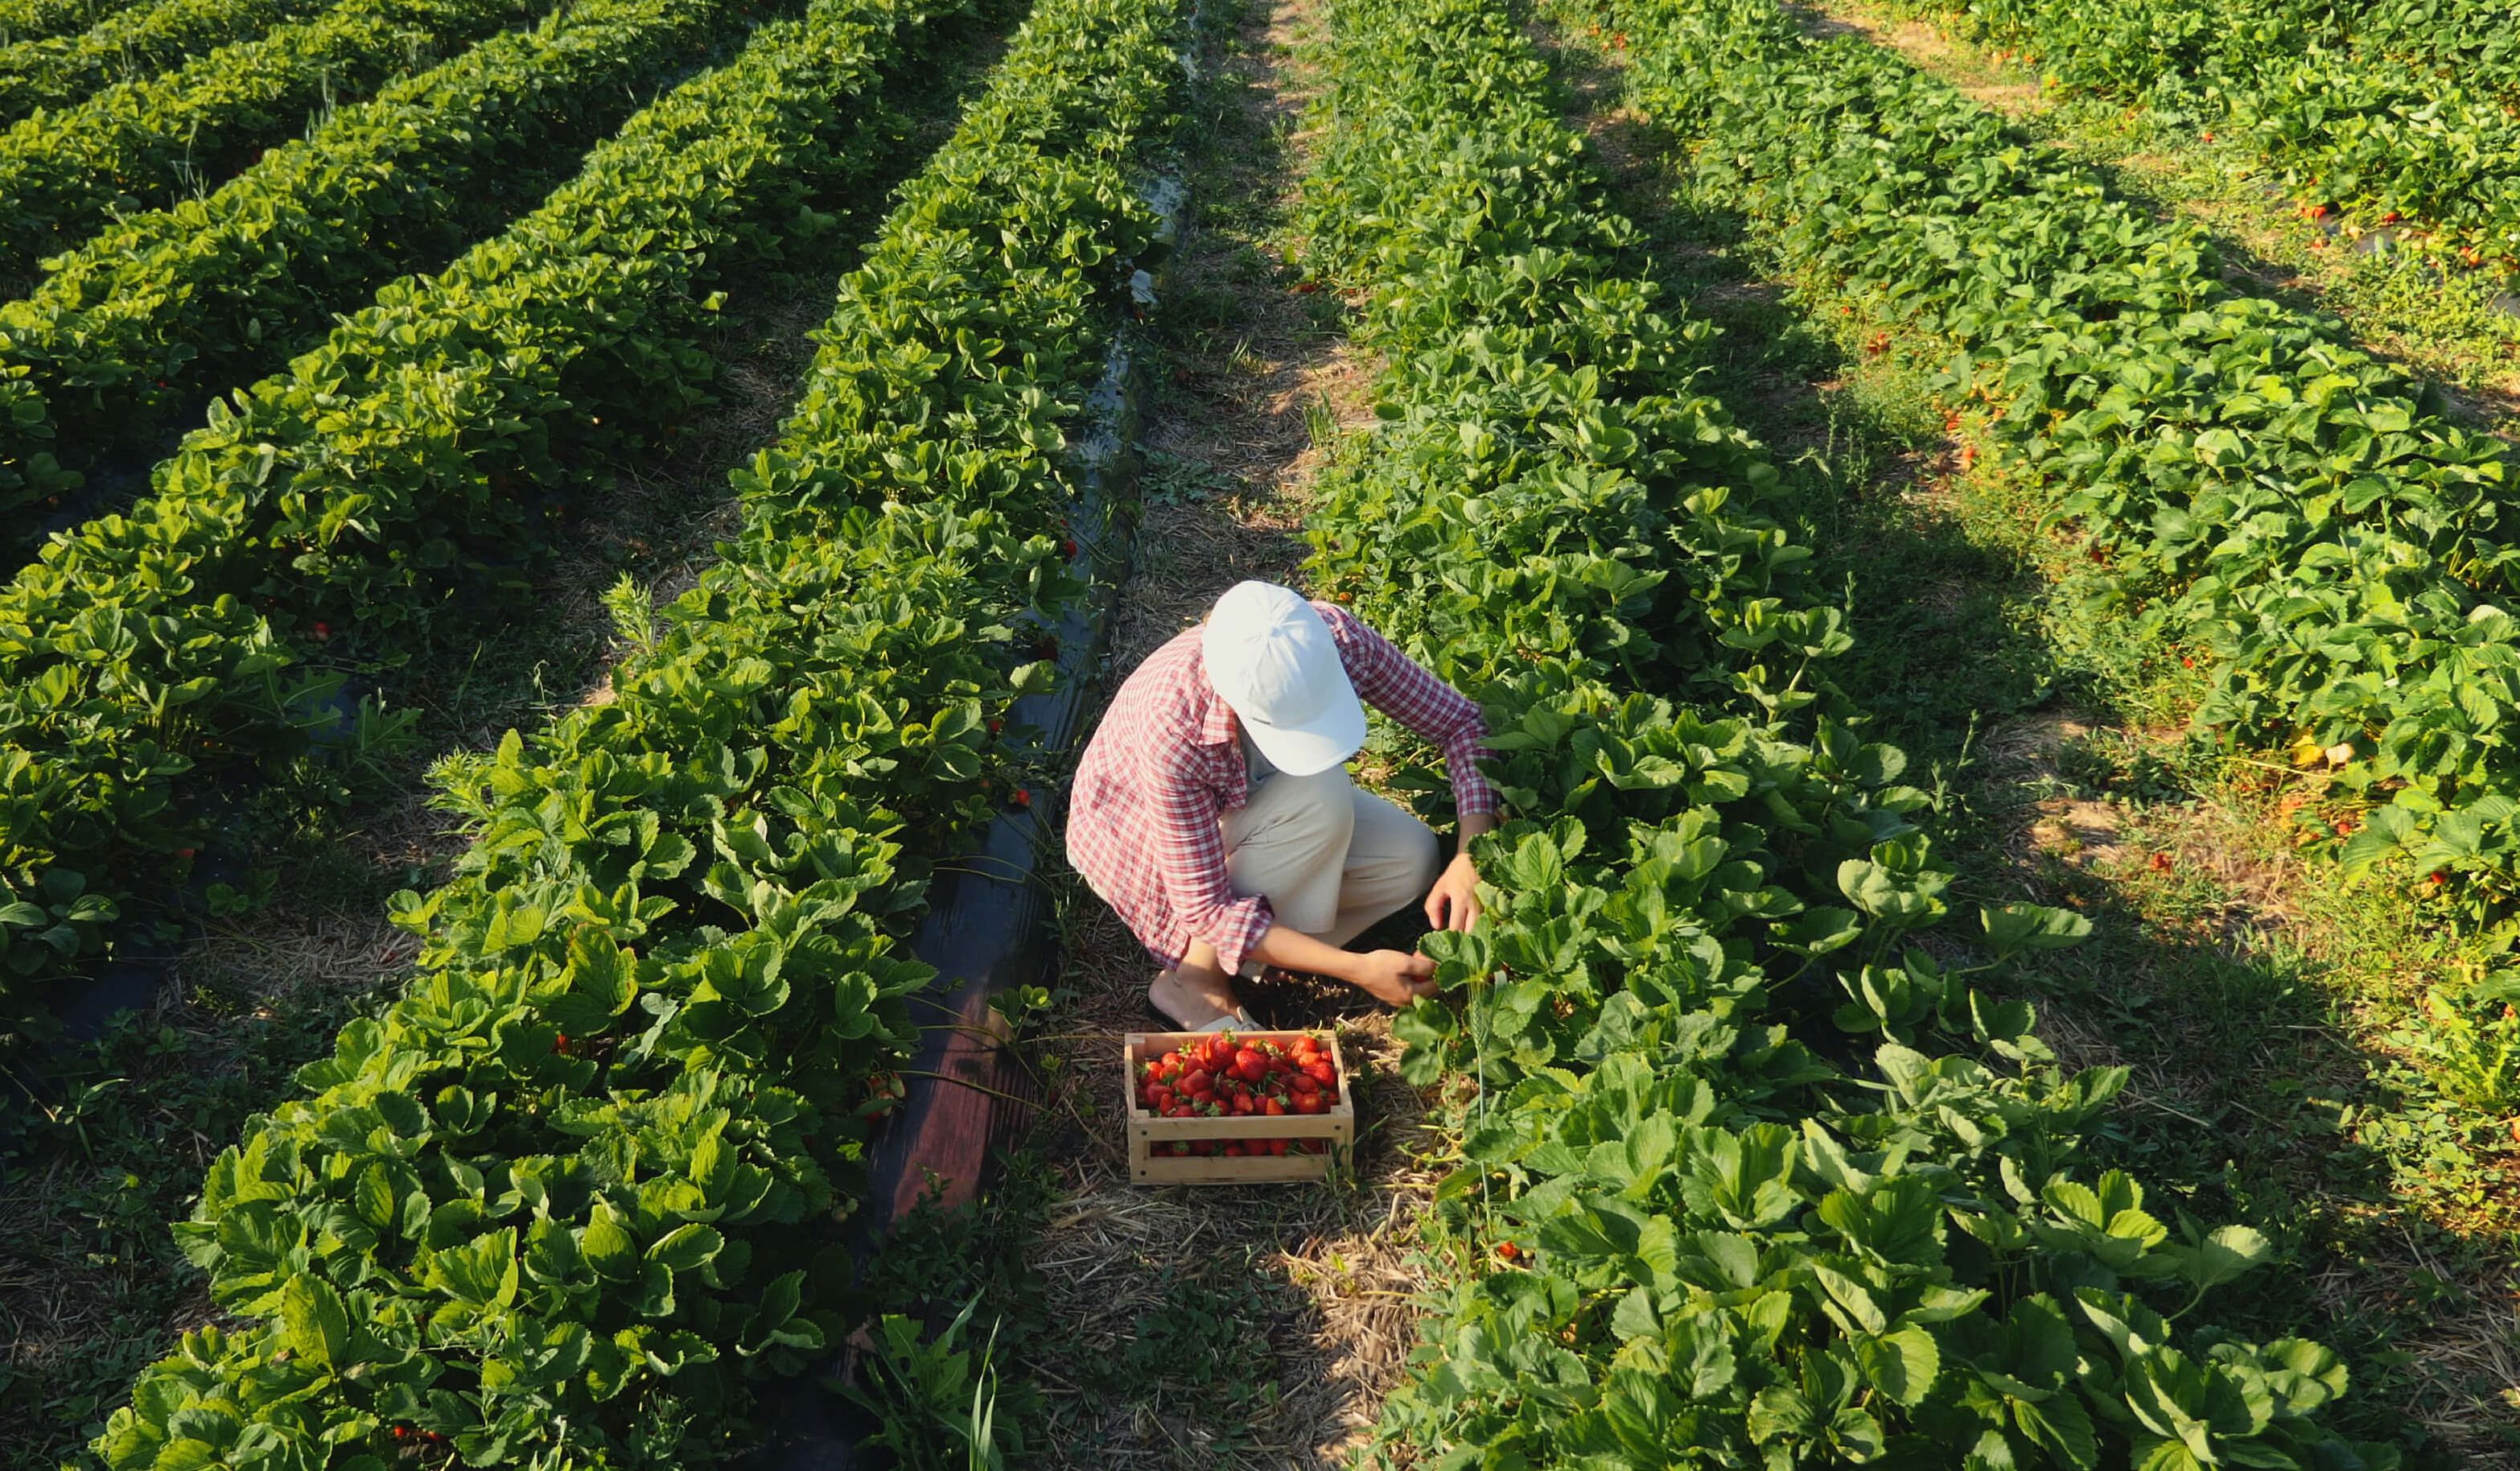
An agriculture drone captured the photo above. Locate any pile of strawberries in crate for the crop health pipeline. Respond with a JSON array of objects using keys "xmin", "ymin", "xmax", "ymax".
[{"xmin": 1136, "ymin": 1031, "xmax": 1341, "ymax": 1157}]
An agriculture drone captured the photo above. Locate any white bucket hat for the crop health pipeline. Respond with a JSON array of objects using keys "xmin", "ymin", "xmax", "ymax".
[{"xmin": 1201, "ymin": 580, "xmax": 1367, "ymax": 777}]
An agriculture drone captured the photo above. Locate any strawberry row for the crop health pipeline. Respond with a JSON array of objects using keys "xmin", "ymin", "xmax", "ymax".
[
  {"xmin": 89, "ymin": 0, "xmax": 1184, "ymax": 1457},
  {"xmin": 1298, "ymin": 0, "xmax": 2394, "ymax": 1464},
  {"xmin": 1867, "ymin": 0, "xmax": 2520, "ymax": 270},
  {"xmin": 0, "ymin": 0, "xmax": 324, "ymax": 121},
  {"xmin": 1616, "ymin": 0, "xmax": 2520, "ymax": 892},
  {"xmin": 0, "ymin": 0, "xmax": 542, "ymax": 286},
  {"xmin": 0, "ymin": 0, "xmax": 139, "ymax": 43},
  {"xmin": 0, "ymin": 0, "xmax": 957, "ymax": 1012},
  {"xmin": 0, "ymin": 0, "xmax": 777, "ymax": 562}
]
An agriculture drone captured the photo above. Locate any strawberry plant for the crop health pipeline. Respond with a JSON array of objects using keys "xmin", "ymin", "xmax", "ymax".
[
  {"xmin": 0, "ymin": 0, "xmax": 543, "ymax": 286},
  {"xmin": 0, "ymin": 0, "xmax": 779, "ymax": 561},
  {"xmin": 1293, "ymin": 0, "xmax": 2399, "ymax": 1463},
  {"xmin": 87, "ymin": 0, "xmax": 1188, "ymax": 1456}
]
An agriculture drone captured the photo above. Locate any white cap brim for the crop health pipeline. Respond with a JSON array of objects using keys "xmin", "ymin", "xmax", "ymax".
[{"xmin": 1241, "ymin": 662, "xmax": 1367, "ymax": 776}]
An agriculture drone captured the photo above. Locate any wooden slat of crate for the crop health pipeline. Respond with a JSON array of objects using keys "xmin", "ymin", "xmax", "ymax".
[{"xmin": 1123, "ymin": 1030, "xmax": 1354, "ymax": 1185}]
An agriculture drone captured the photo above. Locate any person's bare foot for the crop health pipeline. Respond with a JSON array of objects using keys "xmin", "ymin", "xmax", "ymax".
[{"xmin": 1147, "ymin": 966, "xmax": 1240, "ymax": 1029}]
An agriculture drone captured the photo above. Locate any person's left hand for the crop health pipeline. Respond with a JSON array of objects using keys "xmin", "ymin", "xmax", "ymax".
[{"xmin": 1424, "ymin": 850, "xmax": 1483, "ymax": 933}]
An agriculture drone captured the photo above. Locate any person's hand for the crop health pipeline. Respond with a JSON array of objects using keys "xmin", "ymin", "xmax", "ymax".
[
  {"xmin": 1424, "ymin": 850, "xmax": 1483, "ymax": 933},
  {"xmin": 1348, "ymin": 949, "xmax": 1437, "ymax": 1008}
]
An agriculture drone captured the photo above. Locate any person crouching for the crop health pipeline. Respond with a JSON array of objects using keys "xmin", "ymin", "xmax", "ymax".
[{"xmin": 1066, "ymin": 580, "xmax": 1494, "ymax": 1030}]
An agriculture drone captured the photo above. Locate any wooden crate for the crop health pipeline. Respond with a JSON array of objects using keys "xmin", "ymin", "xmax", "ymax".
[{"xmin": 1123, "ymin": 1031, "xmax": 1354, "ymax": 1185}]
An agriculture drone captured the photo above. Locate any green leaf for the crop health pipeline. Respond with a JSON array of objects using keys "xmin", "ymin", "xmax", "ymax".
[
  {"xmin": 1855, "ymin": 1325, "xmax": 1939, "ymax": 1407},
  {"xmin": 426, "ymin": 1229, "xmax": 519, "ymax": 1311},
  {"xmin": 1774, "ymin": 904, "xmax": 1865, "ymax": 955},
  {"xmin": 581, "ymin": 1201, "xmax": 636, "ymax": 1281},
  {"xmin": 2015, "ymin": 1395, "xmax": 2099, "ymax": 1471},
  {"xmin": 647, "ymin": 1222, "xmax": 725, "ymax": 1275},
  {"xmin": 278, "ymin": 1275, "xmax": 352, "ymax": 1371},
  {"xmin": 1980, "ymin": 902, "xmax": 2091, "ymax": 958}
]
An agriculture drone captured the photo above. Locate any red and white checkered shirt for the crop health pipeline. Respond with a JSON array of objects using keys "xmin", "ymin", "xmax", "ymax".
[{"xmin": 1067, "ymin": 602, "xmax": 1497, "ymax": 975}]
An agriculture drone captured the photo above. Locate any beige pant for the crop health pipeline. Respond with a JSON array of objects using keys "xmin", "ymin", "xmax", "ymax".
[{"xmin": 1221, "ymin": 766, "xmax": 1441, "ymax": 961}]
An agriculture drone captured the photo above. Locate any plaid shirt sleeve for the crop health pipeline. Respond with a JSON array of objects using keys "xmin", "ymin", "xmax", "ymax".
[
  {"xmin": 1148, "ymin": 746, "xmax": 1274, "ymax": 975},
  {"xmin": 1319, "ymin": 602, "xmax": 1497, "ymax": 818}
]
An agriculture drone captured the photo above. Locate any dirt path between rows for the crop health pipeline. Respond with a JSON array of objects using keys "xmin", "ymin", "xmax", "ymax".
[{"xmin": 999, "ymin": 1, "xmax": 1443, "ymax": 1465}]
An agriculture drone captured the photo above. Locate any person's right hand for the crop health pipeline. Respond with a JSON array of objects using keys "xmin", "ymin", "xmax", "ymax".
[{"xmin": 1349, "ymin": 949, "xmax": 1437, "ymax": 1008}]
